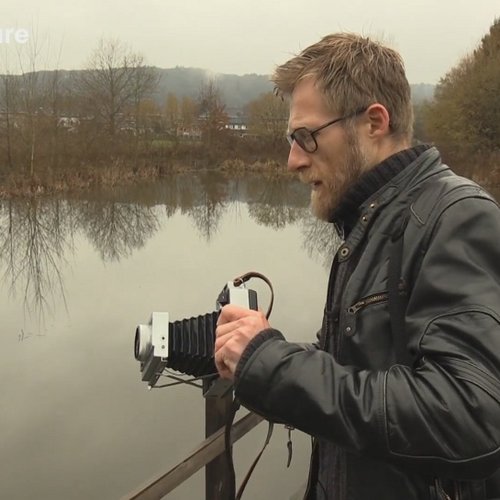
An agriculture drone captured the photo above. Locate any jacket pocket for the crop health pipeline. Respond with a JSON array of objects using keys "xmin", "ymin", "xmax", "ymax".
[
  {"xmin": 343, "ymin": 291, "xmax": 394, "ymax": 369},
  {"xmin": 344, "ymin": 291, "xmax": 389, "ymax": 338},
  {"xmin": 444, "ymin": 358, "xmax": 500, "ymax": 406}
]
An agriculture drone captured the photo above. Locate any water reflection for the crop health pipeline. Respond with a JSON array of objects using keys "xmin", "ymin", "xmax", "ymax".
[
  {"xmin": 0, "ymin": 174, "xmax": 331, "ymax": 320},
  {"xmin": 247, "ymin": 174, "xmax": 309, "ymax": 228},
  {"xmin": 185, "ymin": 173, "xmax": 228, "ymax": 241},
  {"xmin": 0, "ymin": 198, "xmax": 74, "ymax": 320},
  {"xmin": 301, "ymin": 213, "xmax": 340, "ymax": 266},
  {"xmin": 77, "ymin": 201, "xmax": 160, "ymax": 261},
  {"xmin": 2, "ymin": 177, "xmax": 497, "ymax": 322}
]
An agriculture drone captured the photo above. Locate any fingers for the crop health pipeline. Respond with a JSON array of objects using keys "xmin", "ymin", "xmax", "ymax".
[
  {"xmin": 215, "ymin": 305, "xmax": 266, "ymax": 350},
  {"xmin": 214, "ymin": 321, "xmax": 243, "ymax": 363},
  {"xmin": 214, "ymin": 349, "xmax": 234, "ymax": 380},
  {"xmin": 214, "ymin": 305, "xmax": 270, "ymax": 380},
  {"xmin": 217, "ymin": 304, "xmax": 261, "ymax": 326}
]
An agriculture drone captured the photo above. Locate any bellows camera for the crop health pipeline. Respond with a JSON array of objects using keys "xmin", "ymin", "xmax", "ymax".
[{"xmin": 134, "ymin": 281, "xmax": 258, "ymax": 388}]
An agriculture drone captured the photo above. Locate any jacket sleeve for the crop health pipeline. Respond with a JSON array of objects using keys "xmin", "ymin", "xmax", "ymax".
[{"xmin": 234, "ymin": 196, "xmax": 500, "ymax": 480}]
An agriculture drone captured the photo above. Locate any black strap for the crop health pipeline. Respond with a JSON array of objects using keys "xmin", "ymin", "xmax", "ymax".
[
  {"xmin": 235, "ymin": 420, "xmax": 274, "ymax": 499},
  {"xmin": 224, "ymin": 397, "xmax": 275, "ymax": 500},
  {"xmin": 388, "ymin": 214, "xmax": 412, "ymax": 366},
  {"xmin": 388, "ymin": 179, "xmax": 492, "ymax": 495},
  {"xmin": 386, "ymin": 175, "xmax": 486, "ymax": 367}
]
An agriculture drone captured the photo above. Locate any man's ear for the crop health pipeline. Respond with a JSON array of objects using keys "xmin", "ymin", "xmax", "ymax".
[{"xmin": 365, "ymin": 103, "xmax": 391, "ymax": 138}]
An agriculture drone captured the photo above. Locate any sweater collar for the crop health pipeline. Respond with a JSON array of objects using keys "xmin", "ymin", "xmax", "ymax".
[{"xmin": 331, "ymin": 144, "xmax": 431, "ymax": 235}]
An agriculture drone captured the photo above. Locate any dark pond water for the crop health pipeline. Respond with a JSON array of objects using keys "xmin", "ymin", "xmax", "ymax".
[{"xmin": 0, "ymin": 173, "xmax": 339, "ymax": 500}]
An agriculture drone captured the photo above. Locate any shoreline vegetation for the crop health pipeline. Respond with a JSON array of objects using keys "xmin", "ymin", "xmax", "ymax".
[
  {"xmin": 0, "ymin": 157, "xmax": 291, "ymax": 198},
  {"xmin": 1, "ymin": 144, "xmax": 499, "ymax": 200},
  {"xmin": 0, "ymin": 132, "xmax": 293, "ymax": 198}
]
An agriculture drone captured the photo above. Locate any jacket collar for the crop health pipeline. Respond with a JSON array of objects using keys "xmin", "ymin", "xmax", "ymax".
[{"xmin": 336, "ymin": 147, "xmax": 448, "ymax": 262}]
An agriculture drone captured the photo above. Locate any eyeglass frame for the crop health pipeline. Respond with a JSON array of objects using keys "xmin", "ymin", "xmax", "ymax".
[{"xmin": 286, "ymin": 107, "xmax": 368, "ymax": 153}]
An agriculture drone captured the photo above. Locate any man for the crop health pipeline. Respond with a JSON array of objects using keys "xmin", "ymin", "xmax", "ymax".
[{"xmin": 214, "ymin": 33, "xmax": 500, "ymax": 499}]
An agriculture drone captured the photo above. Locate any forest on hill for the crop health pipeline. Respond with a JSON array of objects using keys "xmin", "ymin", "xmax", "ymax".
[{"xmin": 417, "ymin": 17, "xmax": 500, "ymax": 181}]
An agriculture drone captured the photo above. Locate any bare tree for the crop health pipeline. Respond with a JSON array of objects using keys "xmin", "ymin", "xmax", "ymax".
[
  {"xmin": 45, "ymin": 43, "xmax": 66, "ymax": 170},
  {"xmin": 130, "ymin": 56, "xmax": 159, "ymax": 133},
  {"xmin": 245, "ymin": 91, "xmax": 289, "ymax": 143},
  {"xmin": 79, "ymin": 38, "xmax": 159, "ymax": 137},
  {"xmin": 11, "ymin": 28, "xmax": 65, "ymax": 179},
  {"xmin": 0, "ymin": 71, "xmax": 19, "ymax": 170},
  {"xmin": 163, "ymin": 92, "xmax": 179, "ymax": 133},
  {"xmin": 16, "ymin": 30, "xmax": 47, "ymax": 178},
  {"xmin": 197, "ymin": 79, "xmax": 228, "ymax": 147},
  {"xmin": 180, "ymin": 95, "xmax": 198, "ymax": 130},
  {"xmin": 129, "ymin": 59, "xmax": 160, "ymax": 163}
]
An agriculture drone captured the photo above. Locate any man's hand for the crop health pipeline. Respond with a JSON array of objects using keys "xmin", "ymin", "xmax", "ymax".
[{"xmin": 215, "ymin": 304, "xmax": 270, "ymax": 380}]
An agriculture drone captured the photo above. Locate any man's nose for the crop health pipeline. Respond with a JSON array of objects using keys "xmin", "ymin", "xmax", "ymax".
[{"xmin": 287, "ymin": 140, "xmax": 310, "ymax": 172}]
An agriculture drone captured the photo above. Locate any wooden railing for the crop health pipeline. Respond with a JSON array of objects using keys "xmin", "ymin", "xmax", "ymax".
[{"xmin": 121, "ymin": 391, "xmax": 264, "ymax": 500}]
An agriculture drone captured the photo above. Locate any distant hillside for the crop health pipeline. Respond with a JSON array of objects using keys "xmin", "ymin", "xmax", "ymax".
[
  {"xmin": 2, "ymin": 66, "xmax": 434, "ymax": 109},
  {"xmin": 156, "ymin": 67, "xmax": 274, "ymax": 108},
  {"xmin": 411, "ymin": 83, "xmax": 435, "ymax": 103},
  {"xmin": 155, "ymin": 68, "xmax": 435, "ymax": 107}
]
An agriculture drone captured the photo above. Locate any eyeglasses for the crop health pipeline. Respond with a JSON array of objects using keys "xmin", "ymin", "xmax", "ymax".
[{"xmin": 286, "ymin": 107, "xmax": 367, "ymax": 153}]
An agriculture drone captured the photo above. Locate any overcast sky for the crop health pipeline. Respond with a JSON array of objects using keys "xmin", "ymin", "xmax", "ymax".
[{"xmin": 1, "ymin": 0, "xmax": 499, "ymax": 83}]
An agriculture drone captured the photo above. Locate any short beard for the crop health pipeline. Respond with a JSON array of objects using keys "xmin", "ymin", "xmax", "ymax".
[{"xmin": 312, "ymin": 127, "xmax": 370, "ymax": 222}]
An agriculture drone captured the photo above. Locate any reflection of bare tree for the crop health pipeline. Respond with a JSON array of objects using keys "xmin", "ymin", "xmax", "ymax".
[
  {"xmin": 188, "ymin": 201, "xmax": 225, "ymax": 242},
  {"xmin": 185, "ymin": 173, "xmax": 228, "ymax": 242},
  {"xmin": 161, "ymin": 178, "xmax": 180, "ymax": 218},
  {"xmin": 0, "ymin": 198, "xmax": 74, "ymax": 319},
  {"xmin": 77, "ymin": 201, "xmax": 159, "ymax": 262},
  {"xmin": 247, "ymin": 176, "xmax": 308, "ymax": 229},
  {"xmin": 300, "ymin": 212, "xmax": 341, "ymax": 268}
]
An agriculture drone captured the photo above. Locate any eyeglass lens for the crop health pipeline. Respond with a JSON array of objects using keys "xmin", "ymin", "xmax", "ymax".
[{"xmin": 293, "ymin": 128, "xmax": 316, "ymax": 152}]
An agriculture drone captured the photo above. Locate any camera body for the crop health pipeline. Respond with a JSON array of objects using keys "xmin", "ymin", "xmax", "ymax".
[{"xmin": 134, "ymin": 281, "xmax": 258, "ymax": 389}]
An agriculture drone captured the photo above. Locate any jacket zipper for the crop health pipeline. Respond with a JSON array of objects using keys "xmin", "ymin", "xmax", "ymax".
[
  {"xmin": 321, "ymin": 254, "xmax": 339, "ymax": 351},
  {"xmin": 335, "ymin": 254, "xmax": 360, "ymax": 356},
  {"xmin": 346, "ymin": 281, "xmax": 407, "ymax": 316},
  {"xmin": 347, "ymin": 292, "xmax": 389, "ymax": 314},
  {"xmin": 330, "ymin": 252, "xmax": 360, "ymax": 500}
]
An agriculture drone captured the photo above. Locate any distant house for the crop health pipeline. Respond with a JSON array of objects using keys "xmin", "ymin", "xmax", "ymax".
[{"xmin": 225, "ymin": 110, "xmax": 248, "ymax": 133}]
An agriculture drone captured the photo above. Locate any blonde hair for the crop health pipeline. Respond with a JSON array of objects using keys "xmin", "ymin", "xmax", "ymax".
[{"xmin": 273, "ymin": 33, "xmax": 413, "ymax": 141}]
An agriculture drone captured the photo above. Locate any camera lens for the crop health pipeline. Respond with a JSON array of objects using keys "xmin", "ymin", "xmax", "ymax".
[{"xmin": 134, "ymin": 324, "xmax": 152, "ymax": 361}]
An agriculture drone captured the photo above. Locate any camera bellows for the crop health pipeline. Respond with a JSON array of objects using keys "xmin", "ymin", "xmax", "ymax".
[{"xmin": 167, "ymin": 312, "xmax": 219, "ymax": 377}]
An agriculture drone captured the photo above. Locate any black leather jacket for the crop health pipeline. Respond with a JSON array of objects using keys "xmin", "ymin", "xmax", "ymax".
[{"xmin": 234, "ymin": 148, "xmax": 500, "ymax": 499}]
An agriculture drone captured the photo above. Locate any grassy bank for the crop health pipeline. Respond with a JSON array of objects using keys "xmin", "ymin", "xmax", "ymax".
[
  {"xmin": 0, "ymin": 128, "xmax": 293, "ymax": 198},
  {"xmin": 0, "ymin": 157, "xmax": 289, "ymax": 198}
]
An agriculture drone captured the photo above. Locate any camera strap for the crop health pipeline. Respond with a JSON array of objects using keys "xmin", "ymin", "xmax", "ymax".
[
  {"xmin": 224, "ymin": 271, "xmax": 276, "ymax": 499},
  {"xmin": 224, "ymin": 397, "xmax": 274, "ymax": 500}
]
